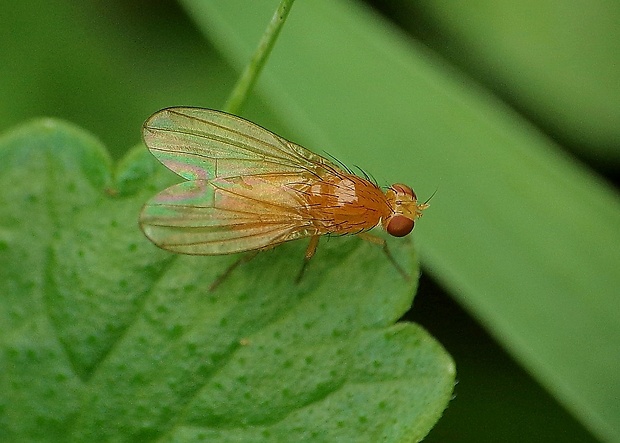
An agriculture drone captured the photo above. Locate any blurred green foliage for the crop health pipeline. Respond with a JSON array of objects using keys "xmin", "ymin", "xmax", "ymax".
[{"xmin": 372, "ymin": 0, "xmax": 620, "ymax": 168}]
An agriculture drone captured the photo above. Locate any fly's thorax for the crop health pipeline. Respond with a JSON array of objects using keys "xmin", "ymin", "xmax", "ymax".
[
  {"xmin": 381, "ymin": 183, "xmax": 428, "ymax": 237},
  {"xmin": 305, "ymin": 174, "xmax": 365, "ymax": 206},
  {"xmin": 301, "ymin": 173, "xmax": 386, "ymax": 234}
]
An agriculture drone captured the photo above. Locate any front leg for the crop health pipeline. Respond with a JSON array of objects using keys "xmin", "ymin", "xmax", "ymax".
[{"xmin": 357, "ymin": 232, "xmax": 411, "ymax": 281}]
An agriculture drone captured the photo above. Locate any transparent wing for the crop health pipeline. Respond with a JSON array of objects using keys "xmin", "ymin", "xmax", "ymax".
[
  {"xmin": 143, "ymin": 107, "xmax": 342, "ymax": 181},
  {"xmin": 139, "ymin": 176, "xmax": 318, "ymax": 255}
]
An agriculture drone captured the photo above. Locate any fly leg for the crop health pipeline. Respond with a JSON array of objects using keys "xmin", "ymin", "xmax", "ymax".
[
  {"xmin": 209, "ymin": 250, "xmax": 260, "ymax": 292},
  {"xmin": 357, "ymin": 232, "xmax": 411, "ymax": 281},
  {"xmin": 296, "ymin": 235, "xmax": 320, "ymax": 283}
]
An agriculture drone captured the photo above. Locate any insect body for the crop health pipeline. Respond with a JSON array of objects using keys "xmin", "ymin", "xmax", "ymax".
[{"xmin": 140, "ymin": 107, "xmax": 428, "ymax": 272}]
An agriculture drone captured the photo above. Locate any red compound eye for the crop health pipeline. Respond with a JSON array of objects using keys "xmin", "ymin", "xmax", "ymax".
[
  {"xmin": 391, "ymin": 183, "xmax": 416, "ymax": 199},
  {"xmin": 386, "ymin": 215, "xmax": 414, "ymax": 237}
]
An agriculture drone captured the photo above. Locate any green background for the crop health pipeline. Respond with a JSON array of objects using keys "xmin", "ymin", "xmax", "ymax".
[{"xmin": 1, "ymin": 0, "xmax": 618, "ymax": 441}]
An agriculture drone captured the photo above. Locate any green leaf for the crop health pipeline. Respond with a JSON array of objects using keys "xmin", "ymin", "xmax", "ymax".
[
  {"xmin": 179, "ymin": 1, "xmax": 620, "ymax": 441},
  {"xmin": 0, "ymin": 120, "xmax": 454, "ymax": 441}
]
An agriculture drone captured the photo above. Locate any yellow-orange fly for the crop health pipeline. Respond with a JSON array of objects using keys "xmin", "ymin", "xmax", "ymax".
[{"xmin": 139, "ymin": 107, "xmax": 429, "ymax": 282}]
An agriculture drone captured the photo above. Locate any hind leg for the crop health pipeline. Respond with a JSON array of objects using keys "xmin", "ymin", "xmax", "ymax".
[
  {"xmin": 296, "ymin": 235, "xmax": 320, "ymax": 283},
  {"xmin": 208, "ymin": 250, "xmax": 260, "ymax": 292}
]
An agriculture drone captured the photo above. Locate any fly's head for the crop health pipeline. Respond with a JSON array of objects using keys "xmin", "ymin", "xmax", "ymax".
[{"xmin": 382, "ymin": 183, "xmax": 429, "ymax": 237}]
